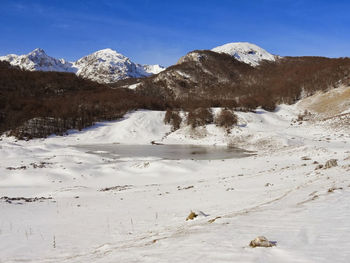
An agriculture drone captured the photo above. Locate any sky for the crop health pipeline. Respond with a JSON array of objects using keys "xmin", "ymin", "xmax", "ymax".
[{"xmin": 0, "ymin": 0, "xmax": 350, "ymax": 66}]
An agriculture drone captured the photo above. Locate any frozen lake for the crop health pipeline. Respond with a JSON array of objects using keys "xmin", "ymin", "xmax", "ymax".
[{"xmin": 74, "ymin": 144, "xmax": 252, "ymax": 160}]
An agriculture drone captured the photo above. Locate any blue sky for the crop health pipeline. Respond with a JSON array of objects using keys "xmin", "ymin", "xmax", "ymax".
[{"xmin": 0, "ymin": 0, "xmax": 349, "ymax": 66}]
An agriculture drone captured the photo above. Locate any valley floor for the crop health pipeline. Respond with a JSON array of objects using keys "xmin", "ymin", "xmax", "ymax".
[{"xmin": 1, "ymin": 88, "xmax": 350, "ymax": 263}]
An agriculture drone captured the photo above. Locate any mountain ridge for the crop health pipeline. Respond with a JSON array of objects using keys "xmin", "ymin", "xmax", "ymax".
[
  {"xmin": 0, "ymin": 48, "xmax": 165, "ymax": 83},
  {"xmin": 0, "ymin": 42, "xmax": 277, "ymax": 84},
  {"xmin": 0, "ymin": 48, "xmax": 75, "ymax": 73}
]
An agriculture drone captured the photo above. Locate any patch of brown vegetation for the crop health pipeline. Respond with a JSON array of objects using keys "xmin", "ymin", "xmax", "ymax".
[
  {"xmin": 1, "ymin": 196, "xmax": 53, "ymax": 204},
  {"xmin": 324, "ymin": 159, "xmax": 338, "ymax": 169},
  {"xmin": 208, "ymin": 216, "xmax": 221, "ymax": 223},
  {"xmin": 186, "ymin": 211, "xmax": 198, "ymax": 221},
  {"xmin": 177, "ymin": 185, "xmax": 194, "ymax": 190},
  {"xmin": 328, "ymin": 187, "xmax": 343, "ymax": 193},
  {"xmin": 215, "ymin": 109, "xmax": 238, "ymax": 128},
  {"xmin": 99, "ymin": 185, "xmax": 133, "ymax": 192},
  {"xmin": 299, "ymin": 86, "xmax": 350, "ymax": 118},
  {"xmin": 249, "ymin": 236, "xmax": 276, "ymax": 248},
  {"xmin": 164, "ymin": 109, "xmax": 182, "ymax": 131},
  {"xmin": 187, "ymin": 108, "xmax": 213, "ymax": 128}
]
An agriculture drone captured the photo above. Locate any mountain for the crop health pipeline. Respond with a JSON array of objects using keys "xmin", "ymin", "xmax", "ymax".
[
  {"xmin": 0, "ymin": 48, "xmax": 75, "ymax": 73},
  {"xmin": 74, "ymin": 48, "xmax": 164, "ymax": 83},
  {"xmin": 136, "ymin": 49, "xmax": 350, "ymax": 110},
  {"xmin": 0, "ymin": 48, "xmax": 165, "ymax": 83},
  {"xmin": 211, "ymin": 42, "xmax": 276, "ymax": 66},
  {"xmin": 138, "ymin": 50, "xmax": 255, "ymax": 100}
]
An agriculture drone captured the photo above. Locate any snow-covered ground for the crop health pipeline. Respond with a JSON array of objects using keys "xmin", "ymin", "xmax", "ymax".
[{"xmin": 1, "ymin": 88, "xmax": 350, "ymax": 262}]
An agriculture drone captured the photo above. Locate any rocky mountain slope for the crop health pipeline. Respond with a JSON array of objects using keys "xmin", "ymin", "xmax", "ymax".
[{"xmin": 0, "ymin": 48, "xmax": 165, "ymax": 83}]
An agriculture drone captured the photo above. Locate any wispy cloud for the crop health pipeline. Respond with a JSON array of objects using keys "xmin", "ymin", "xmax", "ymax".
[
  {"xmin": 13, "ymin": 3, "xmax": 26, "ymax": 10},
  {"xmin": 51, "ymin": 23, "xmax": 71, "ymax": 29},
  {"xmin": 10, "ymin": 1, "xmax": 46, "ymax": 14}
]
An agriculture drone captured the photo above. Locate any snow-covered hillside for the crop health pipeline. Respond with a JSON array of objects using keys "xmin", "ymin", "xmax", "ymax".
[
  {"xmin": 0, "ymin": 48, "xmax": 165, "ymax": 83},
  {"xmin": 1, "ymin": 91, "xmax": 350, "ymax": 262},
  {"xmin": 212, "ymin": 42, "xmax": 276, "ymax": 66}
]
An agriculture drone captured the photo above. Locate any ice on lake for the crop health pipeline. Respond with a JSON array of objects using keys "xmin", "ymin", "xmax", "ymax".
[{"xmin": 74, "ymin": 144, "xmax": 252, "ymax": 160}]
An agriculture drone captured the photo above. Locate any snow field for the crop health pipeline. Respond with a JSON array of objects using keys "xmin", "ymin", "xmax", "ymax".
[{"xmin": 1, "ymin": 98, "xmax": 350, "ymax": 262}]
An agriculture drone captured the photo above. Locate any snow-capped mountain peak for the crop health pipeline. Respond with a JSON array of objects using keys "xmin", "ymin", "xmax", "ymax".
[
  {"xmin": 28, "ymin": 48, "xmax": 47, "ymax": 56},
  {"xmin": 74, "ymin": 48, "xmax": 165, "ymax": 83},
  {"xmin": 28, "ymin": 48, "xmax": 46, "ymax": 57},
  {"xmin": 74, "ymin": 49, "xmax": 129, "ymax": 68},
  {"xmin": 211, "ymin": 42, "xmax": 276, "ymax": 66},
  {"xmin": 85, "ymin": 48, "xmax": 128, "ymax": 61},
  {"xmin": 0, "ymin": 48, "xmax": 75, "ymax": 73},
  {"xmin": 0, "ymin": 48, "xmax": 165, "ymax": 83}
]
